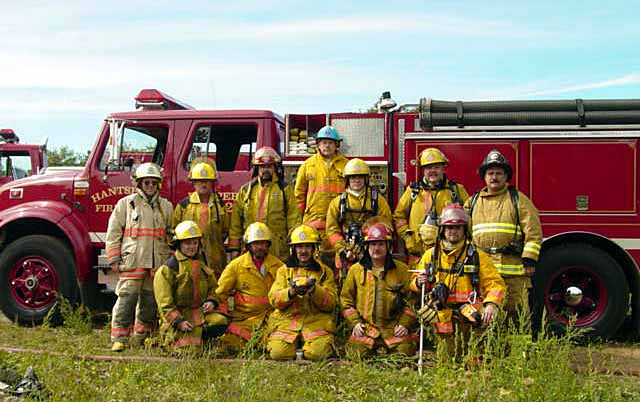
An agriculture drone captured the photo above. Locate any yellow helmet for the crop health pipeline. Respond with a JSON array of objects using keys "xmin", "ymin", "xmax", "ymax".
[
  {"xmin": 173, "ymin": 220, "xmax": 202, "ymax": 242},
  {"xmin": 419, "ymin": 148, "xmax": 449, "ymax": 167},
  {"xmin": 289, "ymin": 225, "xmax": 320, "ymax": 245},
  {"xmin": 189, "ymin": 162, "xmax": 217, "ymax": 181},
  {"xmin": 344, "ymin": 158, "xmax": 370, "ymax": 177},
  {"xmin": 253, "ymin": 146, "xmax": 281, "ymax": 165},
  {"xmin": 244, "ymin": 222, "xmax": 272, "ymax": 244},
  {"xmin": 134, "ymin": 162, "xmax": 163, "ymax": 181}
]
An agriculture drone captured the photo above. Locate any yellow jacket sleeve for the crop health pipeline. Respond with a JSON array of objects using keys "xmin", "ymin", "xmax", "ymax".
[
  {"xmin": 325, "ymin": 196, "xmax": 345, "ymax": 251},
  {"xmin": 285, "ymin": 184, "xmax": 302, "ymax": 235},
  {"xmin": 269, "ymin": 266, "xmax": 295, "ymax": 310},
  {"xmin": 294, "ymin": 163, "xmax": 309, "ymax": 214},
  {"xmin": 339, "ymin": 267, "xmax": 362, "ymax": 327},
  {"xmin": 105, "ymin": 197, "xmax": 127, "ymax": 265},
  {"xmin": 478, "ymin": 250, "xmax": 506, "ymax": 306},
  {"xmin": 518, "ymin": 192, "xmax": 543, "ymax": 261},
  {"xmin": 228, "ymin": 186, "xmax": 247, "ymax": 252},
  {"xmin": 153, "ymin": 265, "xmax": 182, "ymax": 325}
]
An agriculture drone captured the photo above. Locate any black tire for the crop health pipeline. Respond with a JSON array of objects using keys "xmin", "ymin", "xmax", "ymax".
[
  {"xmin": 0, "ymin": 235, "xmax": 78, "ymax": 325},
  {"xmin": 535, "ymin": 243, "xmax": 628, "ymax": 339}
]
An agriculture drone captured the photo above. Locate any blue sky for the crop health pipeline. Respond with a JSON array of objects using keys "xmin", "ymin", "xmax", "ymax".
[{"xmin": 1, "ymin": 1, "xmax": 639, "ymax": 152}]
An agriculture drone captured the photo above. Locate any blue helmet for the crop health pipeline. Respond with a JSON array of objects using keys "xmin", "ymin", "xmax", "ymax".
[{"xmin": 316, "ymin": 125, "xmax": 342, "ymax": 142}]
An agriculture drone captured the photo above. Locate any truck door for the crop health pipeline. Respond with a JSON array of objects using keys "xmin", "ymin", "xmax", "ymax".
[
  {"xmin": 175, "ymin": 121, "xmax": 260, "ymax": 215},
  {"xmin": 88, "ymin": 121, "xmax": 172, "ymax": 237}
]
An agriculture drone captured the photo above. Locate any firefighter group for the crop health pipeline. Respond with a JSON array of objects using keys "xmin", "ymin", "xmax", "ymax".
[{"xmin": 105, "ymin": 125, "xmax": 542, "ymax": 362}]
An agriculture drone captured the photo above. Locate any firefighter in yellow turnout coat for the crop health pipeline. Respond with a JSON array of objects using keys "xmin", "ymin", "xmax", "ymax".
[
  {"xmin": 394, "ymin": 148, "xmax": 469, "ymax": 267},
  {"xmin": 106, "ymin": 162, "xmax": 173, "ymax": 351},
  {"xmin": 413, "ymin": 205, "xmax": 505, "ymax": 356},
  {"xmin": 229, "ymin": 147, "xmax": 300, "ymax": 262},
  {"xmin": 326, "ymin": 158, "xmax": 392, "ymax": 276},
  {"xmin": 172, "ymin": 162, "xmax": 229, "ymax": 277},
  {"xmin": 153, "ymin": 221, "xmax": 228, "ymax": 351},
  {"xmin": 464, "ymin": 150, "xmax": 542, "ymax": 322},
  {"xmin": 216, "ymin": 222, "xmax": 285, "ymax": 350},
  {"xmin": 341, "ymin": 224, "xmax": 417, "ymax": 357},
  {"xmin": 267, "ymin": 225, "xmax": 338, "ymax": 361},
  {"xmin": 294, "ymin": 126, "xmax": 348, "ymax": 267}
]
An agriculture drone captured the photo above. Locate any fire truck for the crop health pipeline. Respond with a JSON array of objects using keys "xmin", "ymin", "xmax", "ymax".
[
  {"xmin": 0, "ymin": 129, "xmax": 47, "ymax": 186},
  {"xmin": 0, "ymin": 89, "xmax": 638, "ymax": 340}
]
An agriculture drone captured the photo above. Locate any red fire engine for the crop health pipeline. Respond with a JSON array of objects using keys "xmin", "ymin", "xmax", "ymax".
[
  {"xmin": 0, "ymin": 89, "xmax": 637, "ymax": 340},
  {"xmin": 0, "ymin": 129, "xmax": 47, "ymax": 186}
]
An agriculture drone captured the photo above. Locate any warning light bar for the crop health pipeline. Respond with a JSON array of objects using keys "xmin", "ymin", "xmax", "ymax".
[
  {"xmin": 0, "ymin": 129, "xmax": 20, "ymax": 143},
  {"xmin": 134, "ymin": 89, "xmax": 195, "ymax": 111}
]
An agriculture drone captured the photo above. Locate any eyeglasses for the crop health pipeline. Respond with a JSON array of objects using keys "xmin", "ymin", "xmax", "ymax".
[{"xmin": 141, "ymin": 180, "xmax": 159, "ymax": 186}]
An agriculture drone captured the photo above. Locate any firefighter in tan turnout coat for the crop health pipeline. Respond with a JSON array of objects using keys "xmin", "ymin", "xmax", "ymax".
[
  {"xmin": 106, "ymin": 162, "xmax": 173, "ymax": 352},
  {"xmin": 465, "ymin": 150, "xmax": 542, "ymax": 324}
]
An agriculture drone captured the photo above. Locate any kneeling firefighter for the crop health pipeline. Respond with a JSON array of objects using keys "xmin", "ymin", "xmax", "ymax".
[
  {"xmin": 412, "ymin": 204, "xmax": 505, "ymax": 358},
  {"xmin": 340, "ymin": 223, "xmax": 417, "ymax": 357},
  {"xmin": 154, "ymin": 220, "xmax": 228, "ymax": 351},
  {"xmin": 267, "ymin": 225, "xmax": 338, "ymax": 361}
]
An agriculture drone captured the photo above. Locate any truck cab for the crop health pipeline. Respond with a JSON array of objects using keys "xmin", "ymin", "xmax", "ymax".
[{"xmin": 0, "ymin": 129, "xmax": 46, "ymax": 186}]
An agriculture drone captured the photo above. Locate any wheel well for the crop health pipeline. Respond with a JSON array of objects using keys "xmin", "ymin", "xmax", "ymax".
[
  {"xmin": 0, "ymin": 218, "xmax": 69, "ymax": 250},
  {"xmin": 542, "ymin": 231, "xmax": 640, "ymax": 330}
]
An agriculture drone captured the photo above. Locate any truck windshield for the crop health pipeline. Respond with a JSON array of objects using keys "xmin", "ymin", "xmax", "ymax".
[
  {"xmin": 99, "ymin": 125, "xmax": 168, "ymax": 171},
  {"xmin": 0, "ymin": 151, "xmax": 32, "ymax": 179}
]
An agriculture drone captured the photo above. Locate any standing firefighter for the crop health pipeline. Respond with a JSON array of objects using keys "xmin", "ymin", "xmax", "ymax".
[
  {"xmin": 229, "ymin": 146, "xmax": 300, "ymax": 262},
  {"xmin": 294, "ymin": 125, "xmax": 348, "ymax": 267},
  {"xmin": 267, "ymin": 225, "xmax": 338, "ymax": 361},
  {"xmin": 105, "ymin": 162, "xmax": 173, "ymax": 352},
  {"xmin": 216, "ymin": 222, "xmax": 285, "ymax": 351},
  {"xmin": 326, "ymin": 158, "xmax": 392, "ymax": 279},
  {"xmin": 465, "ymin": 150, "xmax": 542, "ymax": 325},
  {"xmin": 394, "ymin": 148, "xmax": 470, "ymax": 268},
  {"xmin": 413, "ymin": 204, "xmax": 505, "ymax": 358},
  {"xmin": 153, "ymin": 221, "xmax": 228, "ymax": 351},
  {"xmin": 172, "ymin": 162, "xmax": 229, "ymax": 277},
  {"xmin": 340, "ymin": 223, "xmax": 417, "ymax": 358}
]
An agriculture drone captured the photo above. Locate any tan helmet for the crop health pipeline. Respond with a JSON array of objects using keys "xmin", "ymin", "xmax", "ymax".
[
  {"xmin": 134, "ymin": 162, "xmax": 163, "ymax": 181},
  {"xmin": 244, "ymin": 222, "xmax": 272, "ymax": 244},
  {"xmin": 173, "ymin": 220, "xmax": 202, "ymax": 242},
  {"xmin": 419, "ymin": 148, "xmax": 449, "ymax": 167},
  {"xmin": 289, "ymin": 225, "xmax": 320, "ymax": 245},
  {"xmin": 189, "ymin": 162, "xmax": 217, "ymax": 181},
  {"xmin": 253, "ymin": 146, "xmax": 281, "ymax": 165},
  {"xmin": 344, "ymin": 158, "xmax": 370, "ymax": 177}
]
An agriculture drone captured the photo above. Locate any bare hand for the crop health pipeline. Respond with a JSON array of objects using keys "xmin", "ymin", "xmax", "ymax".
[
  {"xmin": 110, "ymin": 263, "xmax": 120, "ymax": 273},
  {"xmin": 393, "ymin": 324, "xmax": 408, "ymax": 338},
  {"xmin": 352, "ymin": 322, "xmax": 365, "ymax": 337},
  {"xmin": 416, "ymin": 272, "xmax": 428, "ymax": 287},
  {"xmin": 482, "ymin": 303, "xmax": 498, "ymax": 326},
  {"xmin": 231, "ymin": 251, "xmax": 240, "ymax": 259},
  {"xmin": 202, "ymin": 301, "xmax": 215, "ymax": 314},
  {"xmin": 345, "ymin": 250, "xmax": 356, "ymax": 262},
  {"xmin": 178, "ymin": 320, "xmax": 193, "ymax": 332}
]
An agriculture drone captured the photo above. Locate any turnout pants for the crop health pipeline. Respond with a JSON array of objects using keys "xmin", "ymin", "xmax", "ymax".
[{"xmin": 111, "ymin": 273, "xmax": 156, "ymax": 344}]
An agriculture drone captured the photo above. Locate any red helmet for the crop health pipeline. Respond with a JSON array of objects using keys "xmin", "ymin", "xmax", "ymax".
[
  {"xmin": 439, "ymin": 204, "xmax": 469, "ymax": 226},
  {"xmin": 364, "ymin": 223, "xmax": 392, "ymax": 242}
]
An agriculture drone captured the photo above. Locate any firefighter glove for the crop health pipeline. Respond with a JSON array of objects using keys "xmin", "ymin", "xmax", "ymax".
[
  {"xmin": 431, "ymin": 282, "xmax": 449, "ymax": 309},
  {"xmin": 418, "ymin": 296, "xmax": 439, "ymax": 324}
]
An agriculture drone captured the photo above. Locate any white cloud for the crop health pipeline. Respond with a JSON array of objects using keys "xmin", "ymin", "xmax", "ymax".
[{"xmin": 526, "ymin": 74, "xmax": 640, "ymax": 97}]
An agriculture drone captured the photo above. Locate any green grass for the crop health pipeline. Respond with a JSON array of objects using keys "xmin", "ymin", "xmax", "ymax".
[{"xmin": 0, "ymin": 304, "xmax": 638, "ymax": 402}]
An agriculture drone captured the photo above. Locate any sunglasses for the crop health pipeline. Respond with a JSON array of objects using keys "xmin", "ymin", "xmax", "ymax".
[{"xmin": 141, "ymin": 180, "xmax": 159, "ymax": 186}]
